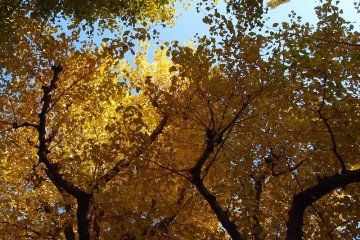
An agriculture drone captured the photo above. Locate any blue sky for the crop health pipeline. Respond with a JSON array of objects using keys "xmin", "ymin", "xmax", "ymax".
[
  {"xmin": 81, "ymin": 0, "xmax": 358, "ymax": 48},
  {"xmin": 78, "ymin": 0, "xmax": 358, "ymax": 49},
  {"xmin": 155, "ymin": 0, "xmax": 358, "ymax": 44},
  {"xmin": 120, "ymin": 0, "xmax": 358, "ymax": 63},
  {"xmin": 79, "ymin": 0, "xmax": 358, "ymax": 63}
]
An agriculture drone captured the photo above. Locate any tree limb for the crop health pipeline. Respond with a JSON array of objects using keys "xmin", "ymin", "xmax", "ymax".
[
  {"xmin": 36, "ymin": 66, "xmax": 92, "ymax": 240},
  {"xmin": 286, "ymin": 168, "xmax": 360, "ymax": 240},
  {"xmin": 189, "ymin": 130, "xmax": 243, "ymax": 240}
]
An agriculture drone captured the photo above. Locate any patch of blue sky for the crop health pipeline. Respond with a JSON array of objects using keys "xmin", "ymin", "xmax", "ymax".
[
  {"xmin": 143, "ymin": 0, "xmax": 358, "ymax": 62},
  {"xmin": 52, "ymin": 0, "xmax": 358, "ymax": 65}
]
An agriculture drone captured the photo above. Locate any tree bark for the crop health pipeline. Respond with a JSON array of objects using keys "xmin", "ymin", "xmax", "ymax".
[
  {"xmin": 190, "ymin": 129, "xmax": 243, "ymax": 240},
  {"xmin": 77, "ymin": 196, "xmax": 92, "ymax": 240},
  {"xmin": 286, "ymin": 169, "xmax": 360, "ymax": 240},
  {"xmin": 36, "ymin": 66, "xmax": 92, "ymax": 240},
  {"xmin": 192, "ymin": 175, "xmax": 243, "ymax": 240}
]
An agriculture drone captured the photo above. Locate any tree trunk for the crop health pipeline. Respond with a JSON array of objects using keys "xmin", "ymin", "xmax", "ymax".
[{"xmin": 77, "ymin": 196, "xmax": 92, "ymax": 240}]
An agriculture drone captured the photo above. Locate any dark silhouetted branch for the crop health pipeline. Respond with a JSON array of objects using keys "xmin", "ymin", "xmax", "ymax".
[
  {"xmin": 36, "ymin": 66, "xmax": 92, "ymax": 240},
  {"xmin": 286, "ymin": 169, "xmax": 360, "ymax": 240}
]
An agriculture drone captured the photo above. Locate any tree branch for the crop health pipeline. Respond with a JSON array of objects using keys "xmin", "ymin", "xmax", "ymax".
[
  {"xmin": 317, "ymin": 74, "xmax": 347, "ymax": 172},
  {"xmin": 317, "ymin": 109, "xmax": 347, "ymax": 172},
  {"xmin": 0, "ymin": 120, "xmax": 38, "ymax": 129},
  {"xmin": 37, "ymin": 65, "xmax": 88, "ymax": 198},
  {"xmin": 36, "ymin": 66, "xmax": 92, "ymax": 240},
  {"xmin": 286, "ymin": 168, "xmax": 360, "ymax": 240},
  {"xmin": 189, "ymin": 130, "xmax": 243, "ymax": 240},
  {"xmin": 191, "ymin": 174, "xmax": 243, "ymax": 240},
  {"xmin": 95, "ymin": 115, "xmax": 168, "ymax": 187}
]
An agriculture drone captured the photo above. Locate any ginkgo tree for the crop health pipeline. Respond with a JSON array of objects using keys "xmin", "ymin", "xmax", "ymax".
[
  {"xmin": 0, "ymin": 2, "xmax": 172, "ymax": 239},
  {"xmin": 0, "ymin": 0, "xmax": 359, "ymax": 239}
]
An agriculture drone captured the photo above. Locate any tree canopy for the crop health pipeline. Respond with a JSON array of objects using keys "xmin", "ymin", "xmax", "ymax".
[{"xmin": 0, "ymin": 0, "xmax": 359, "ymax": 239}]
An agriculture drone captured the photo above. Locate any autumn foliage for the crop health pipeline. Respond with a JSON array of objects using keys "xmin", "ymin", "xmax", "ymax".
[{"xmin": 0, "ymin": 0, "xmax": 359, "ymax": 239}]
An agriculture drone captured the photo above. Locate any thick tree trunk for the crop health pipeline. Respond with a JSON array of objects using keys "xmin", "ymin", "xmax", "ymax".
[{"xmin": 77, "ymin": 196, "xmax": 92, "ymax": 240}]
